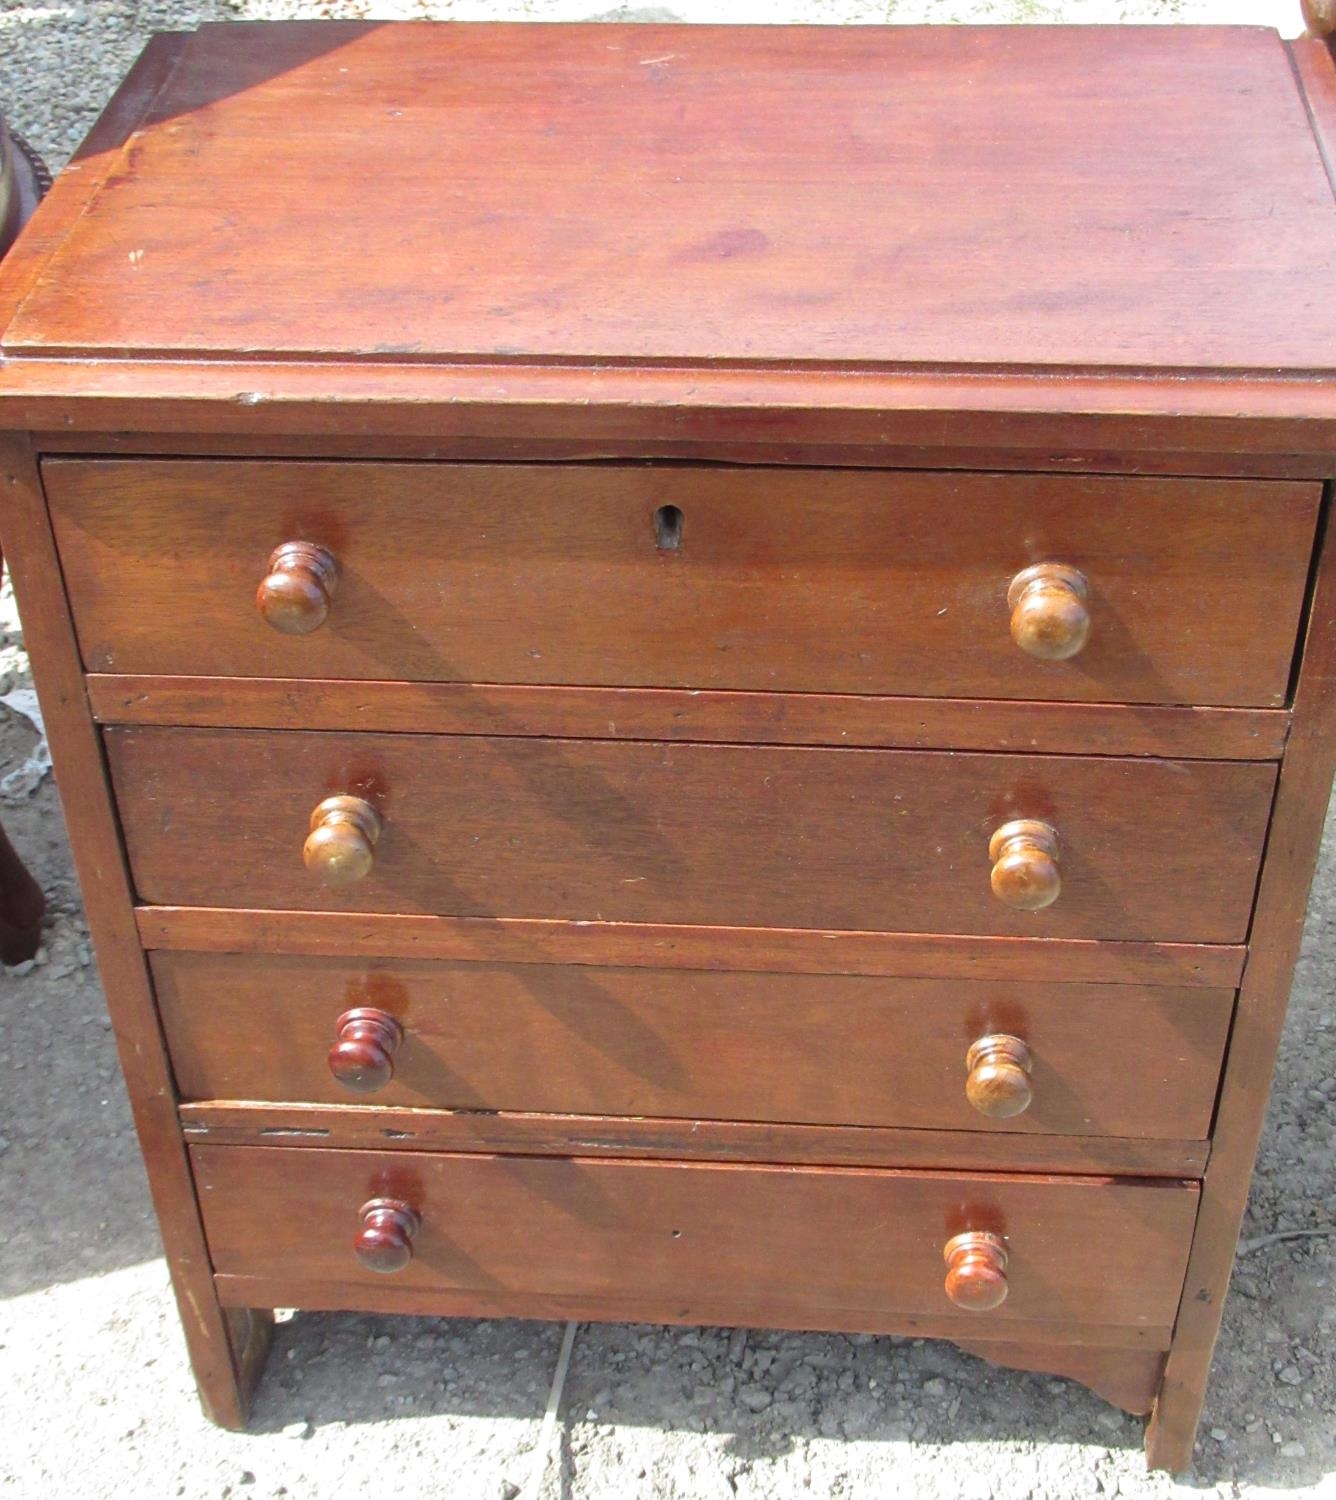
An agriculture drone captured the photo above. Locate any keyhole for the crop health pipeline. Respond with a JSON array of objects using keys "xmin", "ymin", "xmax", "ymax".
[{"xmin": 654, "ymin": 505, "xmax": 683, "ymax": 552}]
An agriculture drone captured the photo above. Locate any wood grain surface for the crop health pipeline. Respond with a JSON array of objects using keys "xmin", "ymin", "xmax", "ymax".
[
  {"xmin": 952, "ymin": 1341, "xmax": 1165, "ymax": 1416},
  {"xmin": 6, "ymin": 24, "xmax": 1335, "ymax": 376},
  {"xmin": 191, "ymin": 1145, "xmax": 1200, "ymax": 1332},
  {"xmin": 1147, "ymin": 491, "xmax": 1336, "ymax": 1466},
  {"xmin": 209, "ymin": 1272, "xmax": 1173, "ymax": 1352},
  {"xmin": 47, "ymin": 460, "xmax": 1319, "ymax": 707},
  {"xmin": 137, "ymin": 906, "xmax": 1246, "ymax": 988},
  {"xmin": 29, "ymin": 427, "xmax": 1336, "ymax": 481},
  {"xmin": 179, "ymin": 1101, "xmax": 1210, "ymax": 1178},
  {"xmin": 153, "ymin": 951, "xmax": 1232, "ymax": 1138},
  {"xmin": 2, "ymin": 30, "xmax": 1336, "ymax": 452},
  {"xmin": 107, "ymin": 727, "xmax": 1276, "ymax": 943},
  {"xmin": 6, "ymin": 359, "xmax": 1336, "ymax": 456},
  {"xmin": 85, "ymin": 674, "xmax": 1292, "ymax": 761}
]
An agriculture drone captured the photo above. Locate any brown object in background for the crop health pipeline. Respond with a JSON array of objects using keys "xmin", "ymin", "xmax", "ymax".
[
  {"xmin": 0, "ymin": 115, "xmax": 50, "ymax": 966},
  {"xmin": 0, "ymin": 541, "xmax": 45, "ymax": 968},
  {"xmin": 1303, "ymin": 0, "xmax": 1335, "ymax": 42},
  {"xmin": 0, "ymin": 113, "xmax": 49, "ymax": 260},
  {"xmin": 2, "ymin": 21, "xmax": 1336, "ymax": 1475},
  {"xmin": 0, "ymin": 811, "xmax": 44, "ymax": 965},
  {"xmin": 0, "ymin": 110, "xmax": 49, "ymax": 966}
]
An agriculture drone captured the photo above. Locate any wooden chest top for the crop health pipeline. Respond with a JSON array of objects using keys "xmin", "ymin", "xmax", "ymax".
[{"xmin": 2, "ymin": 22, "xmax": 1335, "ymax": 378}]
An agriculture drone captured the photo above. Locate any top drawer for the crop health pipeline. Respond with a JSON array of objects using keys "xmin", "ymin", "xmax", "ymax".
[{"xmin": 45, "ymin": 461, "xmax": 1320, "ymax": 707}]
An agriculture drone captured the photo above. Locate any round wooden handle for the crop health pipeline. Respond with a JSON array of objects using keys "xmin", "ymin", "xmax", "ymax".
[
  {"xmin": 257, "ymin": 541, "xmax": 339, "ymax": 635},
  {"xmin": 303, "ymin": 795, "xmax": 383, "ymax": 886},
  {"xmin": 943, "ymin": 1231, "xmax": 1009, "ymax": 1311},
  {"xmin": 1008, "ymin": 563, "xmax": 1090, "ymax": 661},
  {"xmin": 989, "ymin": 819, "xmax": 1061, "ymax": 911},
  {"xmin": 354, "ymin": 1198, "xmax": 420, "ymax": 1274},
  {"xmin": 329, "ymin": 1007, "xmax": 404, "ymax": 1093},
  {"xmin": 1302, "ymin": 0, "xmax": 1335, "ymax": 38},
  {"xmin": 965, "ymin": 1034, "xmax": 1033, "ymax": 1119}
]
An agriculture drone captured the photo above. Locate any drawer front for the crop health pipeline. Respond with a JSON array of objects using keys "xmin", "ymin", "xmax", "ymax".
[
  {"xmin": 192, "ymin": 1145, "xmax": 1199, "ymax": 1332},
  {"xmin": 156, "ymin": 952, "xmax": 1232, "ymax": 1139},
  {"xmin": 109, "ymin": 727, "xmax": 1275, "ymax": 943},
  {"xmin": 47, "ymin": 460, "xmax": 1319, "ymax": 707}
]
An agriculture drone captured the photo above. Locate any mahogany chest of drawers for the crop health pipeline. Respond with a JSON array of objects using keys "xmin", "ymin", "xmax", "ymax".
[{"xmin": 3, "ymin": 19, "xmax": 1335, "ymax": 1473}]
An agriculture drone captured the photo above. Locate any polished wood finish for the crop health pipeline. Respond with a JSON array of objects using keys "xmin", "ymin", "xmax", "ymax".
[
  {"xmin": 964, "ymin": 1035, "xmax": 1034, "ymax": 1121},
  {"xmin": 943, "ymin": 1231, "xmax": 1009, "ymax": 1312},
  {"xmin": 327, "ymin": 1007, "xmax": 403, "ymax": 1094},
  {"xmin": 136, "ymin": 906, "xmax": 1247, "ymax": 987},
  {"xmin": 152, "ymin": 952, "xmax": 1232, "ymax": 1139},
  {"xmin": 1, "ymin": 27, "xmax": 1333, "ymax": 459},
  {"xmin": 191, "ymin": 1145, "xmax": 1199, "ymax": 1332},
  {"xmin": 46, "ymin": 461, "xmax": 1319, "ymax": 707},
  {"xmin": 107, "ymin": 728, "xmax": 1276, "ymax": 943},
  {"xmin": 1007, "ymin": 564, "xmax": 1090, "ymax": 663},
  {"xmin": 256, "ymin": 541, "xmax": 339, "ymax": 636},
  {"xmin": 85, "ymin": 674, "xmax": 1292, "ymax": 762},
  {"xmin": 4, "ymin": 26, "xmax": 1333, "ymax": 377},
  {"xmin": 302, "ymin": 794, "xmax": 381, "ymax": 887},
  {"xmin": 0, "ymin": 433, "xmax": 265, "ymax": 1428},
  {"xmin": 989, "ymin": 820, "xmax": 1062, "ymax": 913},
  {"xmin": 8, "ymin": 355, "xmax": 1336, "ymax": 459},
  {"xmin": 353, "ymin": 1198, "xmax": 420, "ymax": 1274}
]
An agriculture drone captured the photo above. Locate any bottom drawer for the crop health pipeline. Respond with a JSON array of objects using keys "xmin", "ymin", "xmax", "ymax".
[{"xmin": 193, "ymin": 1147, "xmax": 1198, "ymax": 1337}]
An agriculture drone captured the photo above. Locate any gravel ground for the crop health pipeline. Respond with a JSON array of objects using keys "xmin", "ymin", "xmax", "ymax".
[{"xmin": 0, "ymin": 2, "xmax": 1331, "ymax": 1498}]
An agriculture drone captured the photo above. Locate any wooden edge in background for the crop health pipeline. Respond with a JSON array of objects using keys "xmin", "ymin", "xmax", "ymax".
[
  {"xmin": 209, "ymin": 1273, "xmax": 1173, "ymax": 1352},
  {"xmin": 1147, "ymin": 486, "xmax": 1336, "ymax": 1471},
  {"xmin": 1290, "ymin": 38, "xmax": 1336, "ymax": 203},
  {"xmin": 0, "ymin": 432, "xmax": 268, "ymax": 1429},
  {"xmin": 134, "ymin": 907, "xmax": 1247, "ymax": 989},
  {"xmin": 86, "ymin": 675, "xmax": 1290, "ymax": 762},
  {"xmin": 177, "ymin": 1101, "xmax": 1211, "ymax": 1179}
]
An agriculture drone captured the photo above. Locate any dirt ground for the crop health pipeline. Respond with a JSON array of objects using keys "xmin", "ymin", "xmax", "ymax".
[{"xmin": 0, "ymin": 3, "xmax": 1331, "ymax": 1497}]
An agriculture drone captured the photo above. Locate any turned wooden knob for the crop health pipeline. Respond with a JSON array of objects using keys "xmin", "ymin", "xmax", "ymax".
[
  {"xmin": 944, "ymin": 1231, "xmax": 1009, "ymax": 1311},
  {"xmin": 989, "ymin": 819, "xmax": 1061, "ymax": 911},
  {"xmin": 1302, "ymin": 0, "xmax": 1335, "ymax": 38},
  {"xmin": 966, "ymin": 1034, "xmax": 1033, "ymax": 1119},
  {"xmin": 257, "ymin": 541, "xmax": 339, "ymax": 635},
  {"xmin": 354, "ymin": 1198, "xmax": 420, "ymax": 1274},
  {"xmin": 304, "ymin": 795, "xmax": 382, "ymax": 886},
  {"xmin": 329, "ymin": 1008, "xmax": 404, "ymax": 1093},
  {"xmin": 1008, "ymin": 563, "xmax": 1089, "ymax": 661}
]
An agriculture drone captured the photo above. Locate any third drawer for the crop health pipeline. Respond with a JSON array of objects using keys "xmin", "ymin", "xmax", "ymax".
[{"xmin": 155, "ymin": 951, "xmax": 1233, "ymax": 1138}]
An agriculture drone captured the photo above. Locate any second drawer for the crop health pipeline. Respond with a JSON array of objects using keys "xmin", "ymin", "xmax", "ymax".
[
  {"xmin": 154, "ymin": 952, "xmax": 1233, "ymax": 1138},
  {"xmin": 109, "ymin": 727, "xmax": 1276, "ymax": 942}
]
